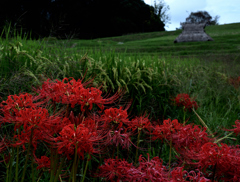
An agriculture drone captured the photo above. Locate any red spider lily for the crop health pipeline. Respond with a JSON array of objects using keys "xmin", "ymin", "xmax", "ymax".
[
  {"xmin": 72, "ymin": 87, "xmax": 123, "ymax": 112},
  {"xmin": 41, "ymin": 115, "xmax": 71, "ymax": 138},
  {"xmin": 0, "ymin": 93, "xmax": 41, "ymax": 124},
  {"xmin": 170, "ymin": 167, "xmax": 211, "ymax": 182},
  {"xmin": 15, "ymin": 107, "xmax": 49, "ymax": 131},
  {"xmin": 128, "ymin": 115, "xmax": 151, "ymax": 134},
  {"xmin": 151, "ymin": 119, "xmax": 213, "ymax": 166},
  {"xmin": 170, "ymin": 167, "xmax": 188, "ymax": 182},
  {"xmin": 232, "ymin": 175, "xmax": 240, "ymax": 182},
  {"xmin": 35, "ymin": 77, "xmax": 83, "ymax": 104},
  {"xmin": 68, "ymin": 111, "xmax": 99, "ymax": 130},
  {"xmin": 35, "ymin": 156, "xmax": 51, "ymax": 170},
  {"xmin": 171, "ymin": 124, "xmax": 212, "ymax": 154},
  {"xmin": 0, "ymin": 93, "xmax": 37, "ymax": 111},
  {"xmin": 98, "ymin": 155, "xmax": 170, "ymax": 182},
  {"xmin": 97, "ymin": 157, "xmax": 133, "ymax": 182},
  {"xmin": 6, "ymin": 107, "xmax": 50, "ymax": 152},
  {"xmin": 174, "ymin": 93, "xmax": 198, "ymax": 111},
  {"xmin": 36, "ymin": 77, "xmax": 122, "ymax": 111},
  {"xmin": 54, "ymin": 124, "xmax": 102, "ymax": 160},
  {"xmin": 68, "ymin": 111, "xmax": 83, "ymax": 126},
  {"xmin": 151, "ymin": 119, "xmax": 211, "ymax": 149},
  {"xmin": 71, "ymin": 87, "xmax": 104, "ymax": 111},
  {"xmin": 151, "ymin": 119, "xmax": 183, "ymax": 141},
  {"xmin": 12, "ymin": 129, "xmax": 40, "ymax": 151},
  {"xmin": 13, "ymin": 106, "xmax": 69, "ymax": 134},
  {"xmin": 8, "ymin": 107, "xmax": 70, "ymax": 152},
  {"xmin": 35, "ymin": 77, "xmax": 90, "ymax": 107},
  {"xmin": 105, "ymin": 128, "xmax": 133, "ymax": 149},
  {"xmin": 184, "ymin": 142, "xmax": 240, "ymax": 181},
  {"xmin": 101, "ymin": 107, "xmax": 129, "ymax": 130},
  {"xmin": 225, "ymin": 120, "xmax": 240, "ymax": 135},
  {"xmin": 130, "ymin": 153, "xmax": 169, "ymax": 181}
]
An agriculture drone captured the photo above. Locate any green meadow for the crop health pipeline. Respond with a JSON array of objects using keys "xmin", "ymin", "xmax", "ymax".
[
  {"xmin": 0, "ymin": 23, "xmax": 240, "ymax": 181},
  {"xmin": 59, "ymin": 22, "xmax": 240, "ymax": 58},
  {"xmin": 1, "ymin": 23, "xmax": 240, "ymax": 130}
]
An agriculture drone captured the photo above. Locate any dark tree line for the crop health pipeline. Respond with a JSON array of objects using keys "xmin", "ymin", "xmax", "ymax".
[{"xmin": 0, "ymin": 0, "xmax": 166, "ymax": 39}]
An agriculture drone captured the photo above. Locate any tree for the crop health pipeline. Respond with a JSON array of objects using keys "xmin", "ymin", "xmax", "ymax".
[
  {"xmin": 183, "ymin": 11, "xmax": 220, "ymax": 26},
  {"xmin": 153, "ymin": 0, "xmax": 171, "ymax": 27},
  {"xmin": 210, "ymin": 15, "xmax": 220, "ymax": 25},
  {"xmin": 0, "ymin": 0, "xmax": 166, "ymax": 39}
]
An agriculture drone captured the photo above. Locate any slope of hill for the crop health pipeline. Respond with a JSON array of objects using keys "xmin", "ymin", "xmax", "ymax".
[{"xmin": 53, "ymin": 23, "xmax": 240, "ymax": 61}]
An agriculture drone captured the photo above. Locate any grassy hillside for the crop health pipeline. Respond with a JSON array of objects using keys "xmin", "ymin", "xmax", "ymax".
[{"xmin": 50, "ymin": 23, "xmax": 240, "ymax": 61}]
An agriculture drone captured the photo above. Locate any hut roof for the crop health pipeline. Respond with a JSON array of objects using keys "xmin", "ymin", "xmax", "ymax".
[{"xmin": 174, "ymin": 23, "xmax": 213, "ymax": 43}]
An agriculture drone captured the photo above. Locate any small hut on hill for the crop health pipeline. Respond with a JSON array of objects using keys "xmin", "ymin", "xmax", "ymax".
[{"xmin": 174, "ymin": 23, "xmax": 213, "ymax": 43}]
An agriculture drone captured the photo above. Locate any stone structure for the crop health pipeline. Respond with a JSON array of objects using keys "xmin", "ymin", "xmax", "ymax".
[{"xmin": 174, "ymin": 23, "xmax": 213, "ymax": 43}]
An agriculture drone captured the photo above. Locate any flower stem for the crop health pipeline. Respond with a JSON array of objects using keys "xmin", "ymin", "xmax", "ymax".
[
  {"xmin": 117, "ymin": 145, "xmax": 119, "ymax": 158},
  {"xmin": 212, "ymin": 164, "xmax": 217, "ymax": 181},
  {"xmin": 162, "ymin": 137, "xmax": 179, "ymax": 157},
  {"xmin": 15, "ymin": 146, "xmax": 19, "ymax": 182},
  {"xmin": 81, "ymin": 154, "xmax": 90, "ymax": 182},
  {"xmin": 36, "ymin": 171, "xmax": 44, "ymax": 182},
  {"xmin": 183, "ymin": 108, "xmax": 186, "ymax": 126},
  {"xmin": 65, "ymin": 104, "xmax": 70, "ymax": 117},
  {"xmin": 214, "ymin": 132, "xmax": 235, "ymax": 144},
  {"xmin": 72, "ymin": 145, "xmax": 78, "ymax": 182},
  {"xmin": 168, "ymin": 138, "xmax": 172, "ymax": 170},
  {"xmin": 8, "ymin": 148, "xmax": 15, "ymax": 182},
  {"xmin": 135, "ymin": 130, "xmax": 141, "ymax": 164},
  {"xmin": 9, "ymin": 129, "xmax": 17, "ymax": 182},
  {"xmin": 50, "ymin": 149, "xmax": 59, "ymax": 182},
  {"xmin": 192, "ymin": 108, "xmax": 215, "ymax": 138},
  {"xmin": 21, "ymin": 128, "xmax": 33, "ymax": 182},
  {"xmin": 53, "ymin": 101, "xmax": 56, "ymax": 114},
  {"xmin": 31, "ymin": 155, "xmax": 35, "ymax": 182},
  {"xmin": 49, "ymin": 149, "xmax": 54, "ymax": 182},
  {"xmin": 6, "ymin": 156, "xmax": 11, "ymax": 182},
  {"xmin": 53, "ymin": 157, "xmax": 65, "ymax": 182}
]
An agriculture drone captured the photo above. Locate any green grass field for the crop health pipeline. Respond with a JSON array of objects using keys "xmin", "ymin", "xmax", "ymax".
[{"xmin": 48, "ymin": 22, "xmax": 240, "ymax": 60}]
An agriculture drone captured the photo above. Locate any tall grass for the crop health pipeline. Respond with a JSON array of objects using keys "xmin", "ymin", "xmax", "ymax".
[{"xmin": 1, "ymin": 35, "xmax": 240, "ymax": 134}]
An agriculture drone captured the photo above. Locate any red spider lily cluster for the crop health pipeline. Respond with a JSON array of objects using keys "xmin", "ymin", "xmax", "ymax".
[
  {"xmin": 182, "ymin": 143, "xmax": 240, "ymax": 181},
  {"xmin": 0, "ymin": 79, "xmax": 240, "ymax": 181},
  {"xmin": 98, "ymin": 154, "xmax": 211, "ymax": 182},
  {"xmin": 36, "ymin": 77, "xmax": 120, "ymax": 111},
  {"xmin": 98, "ymin": 154, "xmax": 170, "ymax": 181},
  {"xmin": 174, "ymin": 93, "xmax": 198, "ymax": 111},
  {"xmin": 150, "ymin": 118, "xmax": 240, "ymax": 181},
  {"xmin": 54, "ymin": 123, "xmax": 102, "ymax": 160},
  {"xmin": 151, "ymin": 119, "xmax": 212, "ymax": 155}
]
